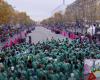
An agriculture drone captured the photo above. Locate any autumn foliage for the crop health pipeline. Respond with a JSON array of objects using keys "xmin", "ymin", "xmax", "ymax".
[
  {"xmin": 0, "ymin": 0, "xmax": 34, "ymax": 26},
  {"xmin": 41, "ymin": 0, "xmax": 100, "ymax": 26}
]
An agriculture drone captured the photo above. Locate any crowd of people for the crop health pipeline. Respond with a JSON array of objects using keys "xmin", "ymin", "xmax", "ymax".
[
  {"xmin": 0, "ymin": 24, "xmax": 35, "ymax": 50},
  {"xmin": 0, "ymin": 37, "xmax": 100, "ymax": 80},
  {"xmin": 0, "ymin": 24, "xmax": 35, "ymax": 42},
  {"xmin": 44, "ymin": 22, "xmax": 100, "ymax": 42}
]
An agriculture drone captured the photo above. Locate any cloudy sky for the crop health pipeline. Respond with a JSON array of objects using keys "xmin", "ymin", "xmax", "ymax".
[{"xmin": 5, "ymin": 0, "xmax": 75, "ymax": 21}]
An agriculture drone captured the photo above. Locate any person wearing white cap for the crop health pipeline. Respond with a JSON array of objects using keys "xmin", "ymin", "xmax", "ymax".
[{"xmin": 68, "ymin": 73, "xmax": 76, "ymax": 80}]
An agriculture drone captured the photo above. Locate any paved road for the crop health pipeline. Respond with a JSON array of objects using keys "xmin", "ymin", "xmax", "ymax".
[{"xmin": 26, "ymin": 26, "xmax": 66, "ymax": 44}]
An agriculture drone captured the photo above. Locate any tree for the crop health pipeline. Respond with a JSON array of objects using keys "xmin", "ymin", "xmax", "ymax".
[
  {"xmin": 0, "ymin": 1, "xmax": 35, "ymax": 26},
  {"xmin": 0, "ymin": 1, "xmax": 14, "ymax": 25}
]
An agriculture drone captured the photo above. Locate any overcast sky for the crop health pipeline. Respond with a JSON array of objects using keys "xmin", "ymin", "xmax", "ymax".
[{"xmin": 5, "ymin": 0, "xmax": 75, "ymax": 21}]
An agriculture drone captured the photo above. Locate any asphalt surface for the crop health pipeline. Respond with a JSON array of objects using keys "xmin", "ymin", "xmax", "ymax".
[{"xmin": 26, "ymin": 26, "xmax": 66, "ymax": 44}]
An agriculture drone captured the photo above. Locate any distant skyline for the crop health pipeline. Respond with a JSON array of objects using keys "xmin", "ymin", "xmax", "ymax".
[{"xmin": 5, "ymin": 0, "xmax": 75, "ymax": 21}]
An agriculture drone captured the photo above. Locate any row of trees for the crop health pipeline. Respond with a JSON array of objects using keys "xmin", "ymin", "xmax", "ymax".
[
  {"xmin": 64, "ymin": 0, "xmax": 99, "ymax": 24},
  {"xmin": 41, "ymin": 0, "xmax": 100, "ymax": 27},
  {"xmin": 0, "ymin": 1, "xmax": 35, "ymax": 26},
  {"xmin": 0, "ymin": 0, "xmax": 36, "ymax": 40},
  {"xmin": 41, "ymin": 12, "xmax": 65, "ymax": 27}
]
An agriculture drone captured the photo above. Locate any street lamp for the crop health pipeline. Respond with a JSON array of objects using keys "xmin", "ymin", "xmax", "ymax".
[
  {"xmin": 63, "ymin": 0, "xmax": 65, "ymax": 5},
  {"xmin": 85, "ymin": 24, "xmax": 89, "ymax": 34},
  {"xmin": 52, "ymin": 0, "xmax": 66, "ymax": 14}
]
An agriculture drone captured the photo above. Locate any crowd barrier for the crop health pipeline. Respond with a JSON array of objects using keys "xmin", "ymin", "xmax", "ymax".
[{"xmin": 61, "ymin": 31, "xmax": 78, "ymax": 40}]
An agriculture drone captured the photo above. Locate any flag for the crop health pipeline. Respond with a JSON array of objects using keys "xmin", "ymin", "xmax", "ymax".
[
  {"xmin": 84, "ymin": 64, "xmax": 91, "ymax": 75},
  {"xmin": 88, "ymin": 72, "xmax": 96, "ymax": 80},
  {"xmin": 9, "ymin": 40, "xmax": 13, "ymax": 47},
  {"xmin": 13, "ymin": 38, "xmax": 18, "ymax": 44}
]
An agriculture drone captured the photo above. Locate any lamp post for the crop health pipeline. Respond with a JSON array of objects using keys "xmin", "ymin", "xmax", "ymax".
[
  {"xmin": 63, "ymin": 0, "xmax": 65, "ymax": 5},
  {"xmin": 52, "ymin": 0, "xmax": 66, "ymax": 14},
  {"xmin": 85, "ymin": 24, "xmax": 89, "ymax": 34},
  {"xmin": 92, "ymin": 59, "xmax": 96, "ymax": 72}
]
